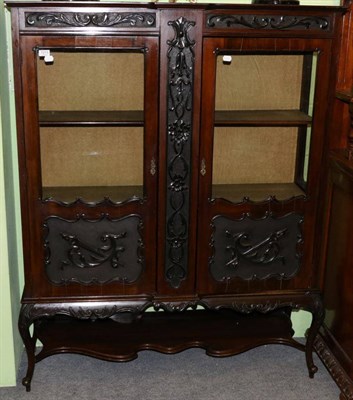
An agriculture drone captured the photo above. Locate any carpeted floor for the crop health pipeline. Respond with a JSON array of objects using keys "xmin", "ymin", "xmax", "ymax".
[{"xmin": 0, "ymin": 345, "xmax": 339, "ymax": 400}]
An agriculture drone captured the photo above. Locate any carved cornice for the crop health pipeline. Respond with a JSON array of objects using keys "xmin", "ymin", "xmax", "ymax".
[
  {"xmin": 206, "ymin": 14, "xmax": 330, "ymax": 31},
  {"xmin": 25, "ymin": 12, "xmax": 156, "ymax": 28},
  {"xmin": 314, "ymin": 335, "xmax": 353, "ymax": 400}
]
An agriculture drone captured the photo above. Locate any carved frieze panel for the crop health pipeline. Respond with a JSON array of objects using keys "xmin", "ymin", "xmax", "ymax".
[
  {"xmin": 165, "ymin": 17, "xmax": 195, "ymax": 289},
  {"xmin": 44, "ymin": 214, "xmax": 144, "ymax": 285},
  {"xmin": 209, "ymin": 213, "xmax": 303, "ymax": 281},
  {"xmin": 206, "ymin": 14, "xmax": 330, "ymax": 31},
  {"xmin": 25, "ymin": 12, "xmax": 156, "ymax": 28}
]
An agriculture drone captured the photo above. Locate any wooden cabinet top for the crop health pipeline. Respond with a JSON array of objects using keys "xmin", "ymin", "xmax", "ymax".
[
  {"xmin": 4, "ymin": 1, "xmax": 347, "ymax": 10},
  {"xmin": 6, "ymin": 1, "xmax": 347, "ymax": 38}
]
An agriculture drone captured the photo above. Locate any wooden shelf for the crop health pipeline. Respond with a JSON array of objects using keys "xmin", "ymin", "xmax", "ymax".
[
  {"xmin": 42, "ymin": 185, "xmax": 143, "ymax": 203},
  {"xmin": 39, "ymin": 110, "xmax": 144, "ymax": 127},
  {"xmin": 39, "ymin": 110, "xmax": 311, "ymax": 127},
  {"xmin": 212, "ymin": 183, "xmax": 305, "ymax": 202},
  {"xmin": 214, "ymin": 110, "xmax": 312, "ymax": 127},
  {"xmin": 34, "ymin": 309, "xmax": 301, "ymax": 362}
]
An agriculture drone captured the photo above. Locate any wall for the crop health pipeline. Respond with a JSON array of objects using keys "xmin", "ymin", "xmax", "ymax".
[
  {"xmin": 0, "ymin": 0, "xmax": 24, "ymax": 387},
  {"xmin": 0, "ymin": 0, "xmax": 340, "ymax": 387}
]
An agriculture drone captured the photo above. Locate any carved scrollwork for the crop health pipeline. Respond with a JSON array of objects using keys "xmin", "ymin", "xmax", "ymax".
[
  {"xmin": 61, "ymin": 232, "xmax": 126, "ymax": 270},
  {"xmin": 19, "ymin": 302, "xmax": 151, "ymax": 327},
  {"xmin": 229, "ymin": 301, "xmax": 299, "ymax": 314},
  {"xmin": 210, "ymin": 213, "xmax": 303, "ymax": 282},
  {"xmin": 206, "ymin": 14, "xmax": 329, "ymax": 31},
  {"xmin": 67, "ymin": 305, "xmax": 141, "ymax": 321},
  {"xmin": 44, "ymin": 214, "xmax": 144, "ymax": 285},
  {"xmin": 225, "ymin": 228, "xmax": 287, "ymax": 268},
  {"xmin": 25, "ymin": 12, "xmax": 156, "ymax": 28},
  {"xmin": 165, "ymin": 17, "xmax": 196, "ymax": 289},
  {"xmin": 153, "ymin": 301, "xmax": 199, "ymax": 312}
]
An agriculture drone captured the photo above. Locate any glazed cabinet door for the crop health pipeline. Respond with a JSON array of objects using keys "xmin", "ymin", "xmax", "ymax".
[
  {"xmin": 19, "ymin": 35, "xmax": 159, "ymax": 300},
  {"xmin": 197, "ymin": 36, "xmax": 332, "ymax": 295}
]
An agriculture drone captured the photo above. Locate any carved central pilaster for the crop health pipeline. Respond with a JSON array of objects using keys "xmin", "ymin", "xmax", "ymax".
[{"xmin": 165, "ymin": 17, "xmax": 196, "ymax": 289}]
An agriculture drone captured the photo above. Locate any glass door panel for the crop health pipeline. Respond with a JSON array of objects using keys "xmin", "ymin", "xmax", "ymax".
[
  {"xmin": 212, "ymin": 52, "xmax": 317, "ymax": 202},
  {"xmin": 37, "ymin": 50, "xmax": 145, "ymax": 203},
  {"xmin": 212, "ymin": 127, "xmax": 302, "ymax": 202},
  {"xmin": 40, "ymin": 127, "xmax": 143, "ymax": 202}
]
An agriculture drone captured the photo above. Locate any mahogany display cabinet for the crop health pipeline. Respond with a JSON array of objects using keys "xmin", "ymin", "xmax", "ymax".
[{"xmin": 5, "ymin": 0, "xmax": 351, "ymax": 394}]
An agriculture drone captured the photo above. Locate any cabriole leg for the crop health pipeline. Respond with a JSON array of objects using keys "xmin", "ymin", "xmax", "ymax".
[
  {"xmin": 18, "ymin": 304, "xmax": 37, "ymax": 392},
  {"xmin": 305, "ymin": 294, "xmax": 325, "ymax": 379}
]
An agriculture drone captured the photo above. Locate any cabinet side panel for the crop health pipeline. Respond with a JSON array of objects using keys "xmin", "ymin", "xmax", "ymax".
[{"xmin": 323, "ymin": 157, "xmax": 353, "ymax": 376}]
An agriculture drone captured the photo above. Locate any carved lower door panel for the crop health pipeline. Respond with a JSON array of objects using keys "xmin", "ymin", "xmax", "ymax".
[
  {"xmin": 209, "ymin": 213, "xmax": 303, "ymax": 282},
  {"xmin": 44, "ymin": 215, "xmax": 144, "ymax": 285}
]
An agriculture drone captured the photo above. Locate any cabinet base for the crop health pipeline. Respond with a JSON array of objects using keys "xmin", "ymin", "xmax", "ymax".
[
  {"xmin": 18, "ymin": 293, "xmax": 324, "ymax": 391},
  {"xmin": 34, "ymin": 309, "xmax": 301, "ymax": 362}
]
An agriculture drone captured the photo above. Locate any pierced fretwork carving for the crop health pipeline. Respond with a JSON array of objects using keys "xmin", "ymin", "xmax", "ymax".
[
  {"xmin": 25, "ymin": 12, "xmax": 156, "ymax": 28},
  {"xmin": 206, "ymin": 15, "xmax": 329, "ymax": 31},
  {"xmin": 44, "ymin": 214, "xmax": 144, "ymax": 285},
  {"xmin": 165, "ymin": 17, "xmax": 195, "ymax": 289},
  {"xmin": 210, "ymin": 213, "xmax": 303, "ymax": 281}
]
